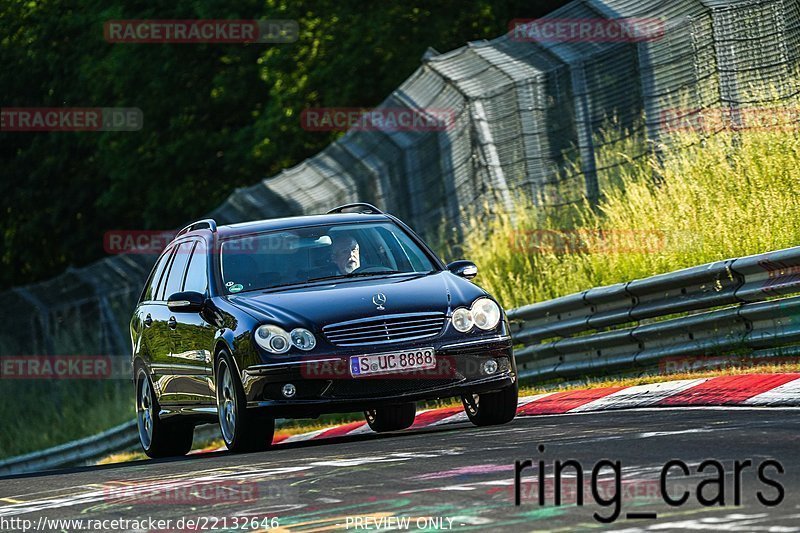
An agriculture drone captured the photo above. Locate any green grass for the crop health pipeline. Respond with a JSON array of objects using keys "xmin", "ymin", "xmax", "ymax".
[
  {"xmin": 0, "ymin": 381, "xmax": 133, "ymax": 459},
  {"xmin": 462, "ymin": 125, "xmax": 800, "ymax": 309}
]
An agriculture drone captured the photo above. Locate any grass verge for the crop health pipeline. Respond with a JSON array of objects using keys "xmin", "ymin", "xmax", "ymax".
[
  {"xmin": 0, "ymin": 381, "xmax": 133, "ymax": 460},
  {"xmin": 461, "ymin": 127, "xmax": 800, "ymax": 309}
]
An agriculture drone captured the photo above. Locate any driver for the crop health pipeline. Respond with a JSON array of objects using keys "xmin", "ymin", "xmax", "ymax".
[{"xmin": 330, "ymin": 234, "xmax": 360, "ymax": 274}]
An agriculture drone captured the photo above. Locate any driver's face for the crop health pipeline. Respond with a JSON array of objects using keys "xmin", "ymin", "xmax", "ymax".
[{"xmin": 332, "ymin": 239, "xmax": 360, "ymax": 274}]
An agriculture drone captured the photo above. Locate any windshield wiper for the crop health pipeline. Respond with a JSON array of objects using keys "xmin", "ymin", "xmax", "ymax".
[
  {"xmin": 306, "ymin": 270, "xmax": 406, "ymax": 283},
  {"xmin": 258, "ymin": 281, "xmax": 310, "ymax": 293},
  {"xmin": 256, "ymin": 270, "xmax": 426, "ymax": 292}
]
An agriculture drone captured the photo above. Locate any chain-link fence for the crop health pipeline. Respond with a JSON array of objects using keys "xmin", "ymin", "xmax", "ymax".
[{"xmin": 2, "ymin": 0, "xmax": 799, "ymax": 369}]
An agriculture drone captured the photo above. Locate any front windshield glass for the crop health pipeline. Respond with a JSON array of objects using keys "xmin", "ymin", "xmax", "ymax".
[{"xmin": 219, "ymin": 222, "xmax": 437, "ymax": 293}]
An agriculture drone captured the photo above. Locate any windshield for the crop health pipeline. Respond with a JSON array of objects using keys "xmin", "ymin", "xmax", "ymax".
[{"xmin": 219, "ymin": 222, "xmax": 437, "ymax": 293}]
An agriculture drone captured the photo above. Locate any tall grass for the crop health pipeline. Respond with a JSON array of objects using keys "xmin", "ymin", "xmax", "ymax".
[
  {"xmin": 0, "ymin": 381, "xmax": 133, "ymax": 459},
  {"xmin": 462, "ymin": 126, "xmax": 800, "ymax": 310}
]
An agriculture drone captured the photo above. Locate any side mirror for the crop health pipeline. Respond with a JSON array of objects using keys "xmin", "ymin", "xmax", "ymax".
[
  {"xmin": 446, "ymin": 260, "xmax": 478, "ymax": 280},
  {"xmin": 167, "ymin": 291, "xmax": 206, "ymax": 313}
]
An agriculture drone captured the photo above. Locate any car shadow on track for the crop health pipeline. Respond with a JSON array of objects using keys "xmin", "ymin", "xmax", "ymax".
[{"xmin": 0, "ymin": 418, "xmax": 511, "ymax": 481}]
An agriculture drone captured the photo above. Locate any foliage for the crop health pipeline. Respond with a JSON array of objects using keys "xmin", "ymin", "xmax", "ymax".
[{"xmin": 0, "ymin": 0, "xmax": 563, "ymax": 289}]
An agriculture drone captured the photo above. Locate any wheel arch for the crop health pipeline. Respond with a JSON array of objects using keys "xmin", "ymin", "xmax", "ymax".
[
  {"xmin": 133, "ymin": 356, "xmax": 149, "ymax": 381},
  {"xmin": 213, "ymin": 330, "xmax": 242, "ymax": 377}
]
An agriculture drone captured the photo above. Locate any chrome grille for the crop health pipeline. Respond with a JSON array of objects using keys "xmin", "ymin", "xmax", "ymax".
[{"xmin": 323, "ymin": 312, "xmax": 446, "ymax": 346}]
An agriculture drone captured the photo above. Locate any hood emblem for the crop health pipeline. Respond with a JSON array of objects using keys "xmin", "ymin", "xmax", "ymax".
[{"xmin": 372, "ymin": 293, "xmax": 387, "ymax": 310}]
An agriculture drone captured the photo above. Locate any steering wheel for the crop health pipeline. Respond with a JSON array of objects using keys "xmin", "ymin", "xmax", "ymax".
[{"xmin": 352, "ymin": 264, "xmax": 393, "ymax": 274}]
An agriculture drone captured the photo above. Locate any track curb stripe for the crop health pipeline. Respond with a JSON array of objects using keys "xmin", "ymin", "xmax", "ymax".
[
  {"xmin": 657, "ymin": 374, "xmax": 800, "ymax": 406},
  {"xmin": 410, "ymin": 406, "xmax": 463, "ymax": 428},
  {"xmin": 202, "ymin": 374, "xmax": 800, "ymax": 453},
  {"xmin": 745, "ymin": 376, "xmax": 800, "ymax": 406},
  {"xmin": 314, "ymin": 421, "xmax": 368, "ymax": 439},
  {"xmin": 568, "ymin": 378, "xmax": 710, "ymax": 413},
  {"xmin": 516, "ymin": 386, "xmax": 625, "ymax": 415}
]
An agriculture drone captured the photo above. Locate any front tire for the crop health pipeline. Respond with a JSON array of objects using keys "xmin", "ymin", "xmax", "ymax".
[
  {"xmin": 216, "ymin": 352, "xmax": 275, "ymax": 453},
  {"xmin": 461, "ymin": 381, "xmax": 518, "ymax": 426},
  {"xmin": 364, "ymin": 402, "xmax": 417, "ymax": 432},
  {"xmin": 136, "ymin": 368, "xmax": 194, "ymax": 458}
]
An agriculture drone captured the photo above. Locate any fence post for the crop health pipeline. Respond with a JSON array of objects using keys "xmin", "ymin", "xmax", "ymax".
[
  {"xmin": 470, "ymin": 99, "xmax": 515, "ymax": 214},
  {"xmin": 569, "ymin": 61, "xmax": 600, "ymax": 202}
]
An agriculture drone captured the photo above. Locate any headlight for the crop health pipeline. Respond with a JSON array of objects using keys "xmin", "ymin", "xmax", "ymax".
[
  {"xmin": 290, "ymin": 328, "xmax": 317, "ymax": 351},
  {"xmin": 472, "ymin": 297, "xmax": 501, "ymax": 330},
  {"xmin": 452, "ymin": 307, "xmax": 474, "ymax": 332},
  {"xmin": 255, "ymin": 325, "xmax": 291, "ymax": 354}
]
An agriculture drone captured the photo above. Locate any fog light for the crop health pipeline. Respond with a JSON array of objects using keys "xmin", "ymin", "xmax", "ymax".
[
  {"xmin": 482, "ymin": 359, "xmax": 498, "ymax": 375},
  {"xmin": 282, "ymin": 383, "xmax": 296, "ymax": 398}
]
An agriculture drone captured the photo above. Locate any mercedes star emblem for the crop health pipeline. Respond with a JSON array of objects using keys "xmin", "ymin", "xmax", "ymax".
[{"xmin": 372, "ymin": 293, "xmax": 387, "ymax": 310}]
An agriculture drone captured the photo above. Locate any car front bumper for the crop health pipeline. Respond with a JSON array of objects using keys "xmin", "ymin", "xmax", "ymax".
[{"xmin": 241, "ymin": 335, "xmax": 516, "ymax": 417}]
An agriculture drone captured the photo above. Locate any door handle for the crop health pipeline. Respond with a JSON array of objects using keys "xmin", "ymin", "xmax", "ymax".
[
  {"xmin": 143, "ymin": 314, "xmax": 152, "ymax": 327},
  {"xmin": 168, "ymin": 316, "xmax": 177, "ymax": 330}
]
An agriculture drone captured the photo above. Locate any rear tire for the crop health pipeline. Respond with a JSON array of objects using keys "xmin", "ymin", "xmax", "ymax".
[
  {"xmin": 216, "ymin": 351, "xmax": 275, "ymax": 453},
  {"xmin": 365, "ymin": 402, "xmax": 417, "ymax": 432},
  {"xmin": 136, "ymin": 368, "xmax": 194, "ymax": 458},
  {"xmin": 462, "ymin": 381, "xmax": 518, "ymax": 427}
]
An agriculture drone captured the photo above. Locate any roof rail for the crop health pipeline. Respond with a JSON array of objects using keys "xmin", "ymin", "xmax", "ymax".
[
  {"xmin": 176, "ymin": 218, "xmax": 218, "ymax": 237},
  {"xmin": 326, "ymin": 203, "xmax": 384, "ymax": 215}
]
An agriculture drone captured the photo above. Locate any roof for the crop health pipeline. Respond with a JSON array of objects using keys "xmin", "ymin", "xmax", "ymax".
[{"xmin": 180, "ymin": 212, "xmax": 393, "ymax": 240}]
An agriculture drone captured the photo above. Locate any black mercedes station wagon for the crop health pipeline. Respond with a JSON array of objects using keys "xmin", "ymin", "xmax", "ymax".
[{"xmin": 131, "ymin": 203, "xmax": 517, "ymax": 457}]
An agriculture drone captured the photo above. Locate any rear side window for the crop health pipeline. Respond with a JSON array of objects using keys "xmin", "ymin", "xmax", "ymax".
[
  {"xmin": 142, "ymin": 245, "xmax": 174, "ymax": 302},
  {"xmin": 161, "ymin": 240, "xmax": 194, "ymax": 300},
  {"xmin": 183, "ymin": 240, "xmax": 208, "ymax": 294}
]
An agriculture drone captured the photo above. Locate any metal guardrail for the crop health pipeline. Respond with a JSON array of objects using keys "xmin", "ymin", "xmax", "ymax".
[
  {"xmin": 0, "ymin": 420, "xmax": 139, "ymax": 477},
  {"xmin": 0, "ymin": 421, "xmax": 264, "ymax": 477},
  {"xmin": 508, "ymin": 245, "xmax": 800, "ymax": 381}
]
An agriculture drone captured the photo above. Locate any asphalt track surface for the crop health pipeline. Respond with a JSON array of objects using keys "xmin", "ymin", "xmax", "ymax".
[{"xmin": 1, "ymin": 407, "xmax": 799, "ymax": 532}]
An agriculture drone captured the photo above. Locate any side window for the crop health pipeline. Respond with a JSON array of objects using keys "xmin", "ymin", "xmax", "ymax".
[
  {"xmin": 154, "ymin": 246, "xmax": 178, "ymax": 301},
  {"xmin": 142, "ymin": 247, "xmax": 173, "ymax": 302},
  {"xmin": 183, "ymin": 240, "xmax": 208, "ymax": 294},
  {"xmin": 393, "ymin": 231, "xmax": 432, "ymax": 272},
  {"xmin": 371, "ymin": 229, "xmax": 402, "ymax": 270},
  {"xmin": 161, "ymin": 240, "xmax": 193, "ymax": 300}
]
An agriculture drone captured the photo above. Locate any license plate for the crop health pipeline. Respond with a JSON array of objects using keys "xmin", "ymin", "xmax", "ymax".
[{"xmin": 350, "ymin": 348, "xmax": 435, "ymax": 377}]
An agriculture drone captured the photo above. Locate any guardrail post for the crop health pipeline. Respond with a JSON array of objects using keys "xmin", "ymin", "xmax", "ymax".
[{"xmin": 11, "ymin": 288, "xmax": 54, "ymax": 355}]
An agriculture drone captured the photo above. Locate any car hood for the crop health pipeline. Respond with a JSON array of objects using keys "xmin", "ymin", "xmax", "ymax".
[{"xmin": 226, "ymin": 271, "xmax": 488, "ymax": 328}]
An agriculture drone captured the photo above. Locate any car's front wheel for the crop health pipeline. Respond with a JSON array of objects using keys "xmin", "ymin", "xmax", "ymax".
[
  {"xmin": 461, "ymin": 381, "xmax": 518, "ymax": 426},
  {"xmin": 364, "ymin": 402, "xmax": 417, "ymax": 432},
  {"xmin": 216, "ymin": 352, "xmax": 275, "ymax": 453},
  {"xmin": 136, "ymin": 368, "xmax": 194, "ymax": 458}
]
